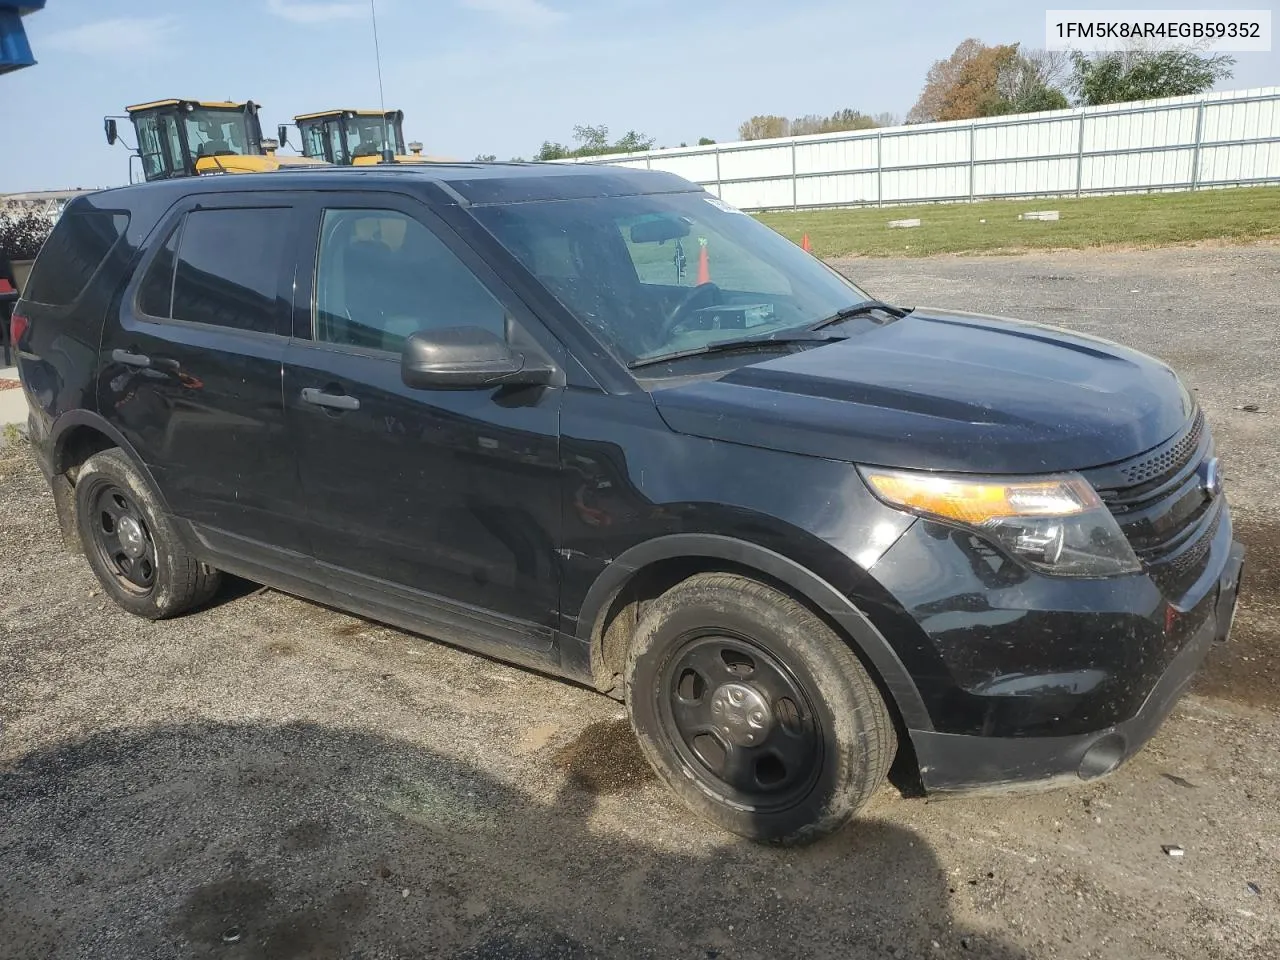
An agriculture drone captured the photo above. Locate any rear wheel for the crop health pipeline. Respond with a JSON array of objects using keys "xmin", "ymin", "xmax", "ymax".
[
  {"xmin": 74, "ymin": 448, "xmax": 220, "ymax": 619},
  {"xmin": 625, "ymin": 572, "xmax": 895, "ymax": 844}
]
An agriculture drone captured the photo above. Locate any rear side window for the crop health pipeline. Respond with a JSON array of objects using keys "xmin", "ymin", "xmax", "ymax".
[
  {"xmin": 137, "ymin": 221, "xmax": 181, "ymax": 318},
  {"xmin": 141, "ymin": 207, "xmax": 290, "ymax": 335},
  {"xmin": 24, "ymin": 211, "xmax": 130, "ymax": 306}
]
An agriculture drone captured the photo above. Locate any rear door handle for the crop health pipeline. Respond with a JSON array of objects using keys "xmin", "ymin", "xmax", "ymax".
[
  {"xmin": 301, "ymin": 387, "xmax": 360, "ymax": 411},
  {"xmin": 111, "ymin": 349, "xmax": 151, "ymax": 369}
]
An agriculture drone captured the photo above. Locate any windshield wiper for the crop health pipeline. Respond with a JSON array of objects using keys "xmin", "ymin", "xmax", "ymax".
[
  {"xmin": 628, "ymin": 333, "xmax": 846, "ymax": 370},
  {"xmin": 808, "ymin": 299, "xmax": 912, "ymax": 332}
]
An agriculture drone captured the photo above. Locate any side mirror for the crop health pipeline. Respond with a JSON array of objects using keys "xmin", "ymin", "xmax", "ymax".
[
  {"xmin": 401, "ymin": 326, "xmax": 553, "ymax": 390},
  {"xmin": 277, "ymin": 124, "xmax": 290, "ymax": 148},
  {"xmin": 105, "ymin": 118, "xmax": 118, "ymax": 146}
]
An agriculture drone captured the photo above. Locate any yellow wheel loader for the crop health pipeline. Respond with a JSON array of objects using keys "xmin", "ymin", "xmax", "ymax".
[
  {"xmin": 283, "ymin": 109, "xmax": 449, "ymax": 165},
  {"xmin": 105, "ymin": 100, "xmax": 326, "ymax": 181}
]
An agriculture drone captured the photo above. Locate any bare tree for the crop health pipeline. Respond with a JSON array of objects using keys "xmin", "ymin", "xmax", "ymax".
[
  {"xmin": 998, "ymin": 49, "xmax": 1069, "ymax": 103},
  {"xmin": 738, "ymin": 115, "xmax": 791, "ymax": 140}
]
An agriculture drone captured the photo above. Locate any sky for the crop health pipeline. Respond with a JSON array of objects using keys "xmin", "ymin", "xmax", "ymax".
[{"xmin": 1, "ymin": 0, "xmax": 1276, "ymax": 193}]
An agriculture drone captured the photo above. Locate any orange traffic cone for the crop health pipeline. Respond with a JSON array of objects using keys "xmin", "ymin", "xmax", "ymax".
[
  {"xmin": 801, "ymin": 233, "xmax": 812, "ymax": 252},
  {"xmin": 696, "ymin": 237, "xmax": 711, "ymax": 285}
]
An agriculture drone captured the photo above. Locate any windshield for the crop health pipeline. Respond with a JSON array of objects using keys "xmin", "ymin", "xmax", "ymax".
[
  {"xmin": 344, "ymin": 116, "xmax": 403, "ymax": 158},
  {"xmin": 472, "ymin": 192, "xmax": 870, "ymax": 366},
  {"xmin": 184, "ymin": 108, "xmax": 252, "ymax": 158}
]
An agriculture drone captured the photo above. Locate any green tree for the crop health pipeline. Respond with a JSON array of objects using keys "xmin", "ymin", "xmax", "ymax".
[
  {"xmin": 614, "ymin": 130, "xmax": 656, "ymax": 153},
  {"xmin": 1071, "ymin": 47, "xmax": 1234, "ymax": 105},
  {"xmin": 473, "ymin": 153, "xmax": 497, "ymax": 162},
  {"xmin": 572, "ymin": 123, "xmax": 610, "ymax": 151},
  {"xmin": 697, "ymin": 136, "xmax": 716, "ymax": 145},
  {"xmin": 533, "ymin": 125, "xmax": 656, "ymax": 161},
  {"xmin": 825, "ymin": 108, "xmax": 879, "ymax": 131},
  {"xmin": 535, "ymin": 141, "xmax": 569, "ymax": 161}
]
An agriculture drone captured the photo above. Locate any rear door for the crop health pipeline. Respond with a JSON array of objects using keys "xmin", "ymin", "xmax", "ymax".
[
  {"xmin": 100, "ymin": 192, "xmax": 308, "ymax": 556},
  {"xmin": 282, "ymin": 192, "xmax": 565, "ymax": 662}
]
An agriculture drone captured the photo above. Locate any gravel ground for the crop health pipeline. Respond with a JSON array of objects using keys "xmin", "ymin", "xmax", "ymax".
[{"xmin": 1, "ymin": 243, "xmax": 1278, "ymax": 960}]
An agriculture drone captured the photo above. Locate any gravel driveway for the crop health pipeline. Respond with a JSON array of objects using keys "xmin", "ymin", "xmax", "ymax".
[{"xmin": 1, "ymin": 244, "xmax": 1277, "ymax": 959}]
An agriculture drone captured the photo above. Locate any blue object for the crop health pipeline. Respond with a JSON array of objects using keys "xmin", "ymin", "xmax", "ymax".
[{"xmin": 0, "ymin": 2, "xmax": 45, "ymax": 76}]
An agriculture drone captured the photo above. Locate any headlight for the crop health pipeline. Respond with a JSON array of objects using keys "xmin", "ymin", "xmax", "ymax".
[{"xmin": 859, "ymin": 468, "xmax": 1142, "ymax": 578}]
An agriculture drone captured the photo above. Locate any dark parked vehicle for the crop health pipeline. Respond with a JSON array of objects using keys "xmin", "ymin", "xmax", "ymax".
[{"xmin": 13, "ymin": 165, "xmax": 1244, "ymax": 843}]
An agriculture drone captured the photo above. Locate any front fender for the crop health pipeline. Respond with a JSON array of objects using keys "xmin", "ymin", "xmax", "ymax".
[{"xmin": 571, "ymin": 532, "xmax": 933, "ymax": 732}]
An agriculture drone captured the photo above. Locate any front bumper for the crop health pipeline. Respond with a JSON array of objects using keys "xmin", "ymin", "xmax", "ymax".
[{"xmin": 908, "ymin": 538, "xmax": 1244, "ymax": 791}]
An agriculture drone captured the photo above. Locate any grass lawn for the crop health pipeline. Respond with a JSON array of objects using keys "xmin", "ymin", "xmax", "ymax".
[{"xmin": 756, "ymin": 186, "xmax": 1280, "ymax": 258}]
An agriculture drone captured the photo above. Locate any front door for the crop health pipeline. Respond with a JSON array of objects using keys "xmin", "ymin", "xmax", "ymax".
[
  {"xmin": 283, "ymin": 195, "xmax": 565, "ymax": 659},
  {"xmin": 101, "ymin": 194, "xmax": 306, "ymax": 554}
]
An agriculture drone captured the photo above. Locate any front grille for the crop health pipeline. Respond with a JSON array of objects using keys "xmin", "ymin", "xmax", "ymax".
[
  {"xmin": 1117, "ymin": 409, "xmax": 1204, "ymax": 487},
  {"xmin": 1082, "ymin": 409, "xmax": 1220, "ymax": 598},
  {"xmin": 1156, "ymin": 507, "xmax": 1221, "ymax": 583}
]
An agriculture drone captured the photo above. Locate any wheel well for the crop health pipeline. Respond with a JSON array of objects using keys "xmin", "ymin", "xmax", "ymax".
[
  {"xmin": 56, "ymin": 426, "xmax": 116, "ymax": 480},
  {"xmin": 591, "ymin": 559, "xmax": 911, "ymax": 747},
  {"xmin": 44, "ymin": 426, "xmax": 118, "ymax": 551},
  {"xmin": 591, "ymin": 556, "xmax": 721, "ymax": 695}
]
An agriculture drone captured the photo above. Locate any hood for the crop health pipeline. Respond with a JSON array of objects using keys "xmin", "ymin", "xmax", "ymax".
[{"xmin": 652, "ymin": 310, "xmax": 1194, "ymax": 474}]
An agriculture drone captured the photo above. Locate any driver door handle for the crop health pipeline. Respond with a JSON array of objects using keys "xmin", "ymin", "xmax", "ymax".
[
  {"xmin": 111, "ymin": 349, "xmax": 152, "ymax": 369},
  {"xmin": 301, "ymin": 387, "xmax": 360, "ymax": 411}
]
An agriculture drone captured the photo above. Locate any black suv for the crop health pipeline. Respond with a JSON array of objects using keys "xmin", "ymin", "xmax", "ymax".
[{"xmin": 14, "ymin": 165, "xmax": 1244, "ymax": 843}]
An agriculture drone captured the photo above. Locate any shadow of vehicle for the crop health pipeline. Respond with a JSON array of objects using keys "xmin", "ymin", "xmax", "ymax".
[{"xmin": 0, "ymin": 720, "xmax": 1031, "ymax": 959}]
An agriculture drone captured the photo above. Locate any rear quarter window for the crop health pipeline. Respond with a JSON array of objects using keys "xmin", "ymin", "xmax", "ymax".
[{"xmin": 23, "ymin": 210, "xmax": 131, "ymax": 307}]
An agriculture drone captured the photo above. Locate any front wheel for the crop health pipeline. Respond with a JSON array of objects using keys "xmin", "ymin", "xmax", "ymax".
[{"xmin": 625, "ymin": 573, "xmax": 896, "ymax": 844}]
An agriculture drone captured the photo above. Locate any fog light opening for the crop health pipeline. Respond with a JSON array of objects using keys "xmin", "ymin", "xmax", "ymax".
[{"xmin": 1078, "ymin": 734, "xmax": 1126, "ymax": 780}]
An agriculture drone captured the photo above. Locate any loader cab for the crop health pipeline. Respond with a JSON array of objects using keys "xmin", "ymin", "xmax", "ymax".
[
  {"xmin": 291, "ymin": 109, "xmax": 417, "ymax": 165},
  {"xmin": 118, "ymin": 100, "xmax": 265, "ymax": 181}
]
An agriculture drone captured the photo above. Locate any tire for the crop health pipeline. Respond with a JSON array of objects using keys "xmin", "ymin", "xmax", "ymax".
[
  {"xmin": 74, "ymin": 448, "xmax": 220, "ymax": 620},
  {"xmin": 625, "ymin": 572, "xmax": 895, "ymax": 844}
]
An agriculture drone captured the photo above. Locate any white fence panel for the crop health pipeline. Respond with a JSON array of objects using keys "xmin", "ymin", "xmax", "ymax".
[
  {"xmin": 1200, "ymin": 140, "xmax": 1280, "ymax": 184},
  {"xmin": 796, "ymin": 172, "xmax": 879, "ymax": 207},
  {"xmin": 795, "ymin": 135, "xmax": 878, "ymax": 176},
  {"xmin": 975, "ymin": 157, "xmax": 1077, "ymax": 197},
  {"xmin": 568, "ymin": 87, "xmax": 1280, "ymax": 210}
]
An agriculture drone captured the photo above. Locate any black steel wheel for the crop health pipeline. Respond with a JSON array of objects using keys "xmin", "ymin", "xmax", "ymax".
[
  {"xmin": 658, "ymin": 633, "xmax": 823, "ymax": 812},
  {"xmin": 87, "ymin": 482, "xmax": 159, "ymax": 595},
  {"xmin": 74, "ymin": 448, "xmax": 221, "ymax": 619},
  {"xmin": 626, "ymin": 573, "xmax": 896, "ymax": 844}
]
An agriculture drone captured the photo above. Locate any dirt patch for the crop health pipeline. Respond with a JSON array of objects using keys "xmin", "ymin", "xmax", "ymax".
[
  {"xmin": 1234, "ymin": 514, "xmax": 1280, "ymax": 608},
  {"xmin": 1192, "ymin": 514, "xmax": 1280, "ymax": 710},
  {"xmin": 280, "ymin": 819, "xmax": 331, "ymax": 853},
  {"xmin": 0, "ymin": 379, "xmax": 20, "ymax": 391},
  {"xmin": 517, "ymin": 722, "xmax": 560, "ymax": 754},
  {"xmin": 173, "ymin": 874, "xmax": 276, "ymax": 948},
  {"xmin": 264, "ymin": 640, "xmax": 298, "ymax": 657},
  {"xmin": 550, "ymin": 719, "xmax": 655, "ymax": 794}
]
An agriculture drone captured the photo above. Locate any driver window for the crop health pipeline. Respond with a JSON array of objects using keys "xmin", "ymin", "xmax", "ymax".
[{"xmin": 313, "ymin": 208, "xmax": 507, "ymax": 353}]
